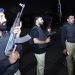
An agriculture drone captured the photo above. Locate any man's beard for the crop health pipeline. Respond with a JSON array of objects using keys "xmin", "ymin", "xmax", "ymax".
[
  {"xmin": 0, "ymin": 23, "xmax": 7, "ymax": 31},
  {"xmin": 40, "ymin": 24, "xmax": 45, "ymax": 30}
]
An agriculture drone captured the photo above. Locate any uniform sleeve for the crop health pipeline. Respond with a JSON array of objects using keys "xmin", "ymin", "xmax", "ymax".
[
  {"xmin": 31, "ymin": 28, "xmax": 39, "ymax": 38},
  {"xmin": 0, "ymin": 58, "xmax": 11, "ymax": 74}
]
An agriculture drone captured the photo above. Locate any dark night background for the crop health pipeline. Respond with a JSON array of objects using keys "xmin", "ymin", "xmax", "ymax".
[
  {"xmin": 1, "ymin": 0, "xmax": 75, "ymax": 75},
  {"xmin": 0, "ymin": 0, "xmax": 75, "ymax": 28}
]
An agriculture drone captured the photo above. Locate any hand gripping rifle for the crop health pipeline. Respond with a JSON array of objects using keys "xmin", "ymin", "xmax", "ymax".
[{"xmin": 5, "ymin": 3, "xmax": 25, "ymax": 56}]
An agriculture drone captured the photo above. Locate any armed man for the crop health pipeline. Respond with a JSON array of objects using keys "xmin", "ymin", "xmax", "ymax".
[{"xmin": 0, "ymin": 8, "xmax": 23, "ymax": 75}]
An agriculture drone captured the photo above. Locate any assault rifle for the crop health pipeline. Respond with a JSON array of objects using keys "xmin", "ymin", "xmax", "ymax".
[
  {"xmin": 10, "ymin": 3, "xmax": 25, "ymax": 33},
  {"xmin": 5, "ymin": 3, "xmax": 26, "ymax": 56},
  {"xmin": 47, "ymin": 17, "xmax": 56, "ymax": 37}
]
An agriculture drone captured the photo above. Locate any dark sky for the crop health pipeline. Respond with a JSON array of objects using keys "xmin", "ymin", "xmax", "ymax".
[
  {"xmin": 0, "ymin": 0, "xmax": 75, "ymax": 16},
  {"xmin": 0, "ymin": 0, "xmax": 75, "ymax": 28}
]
